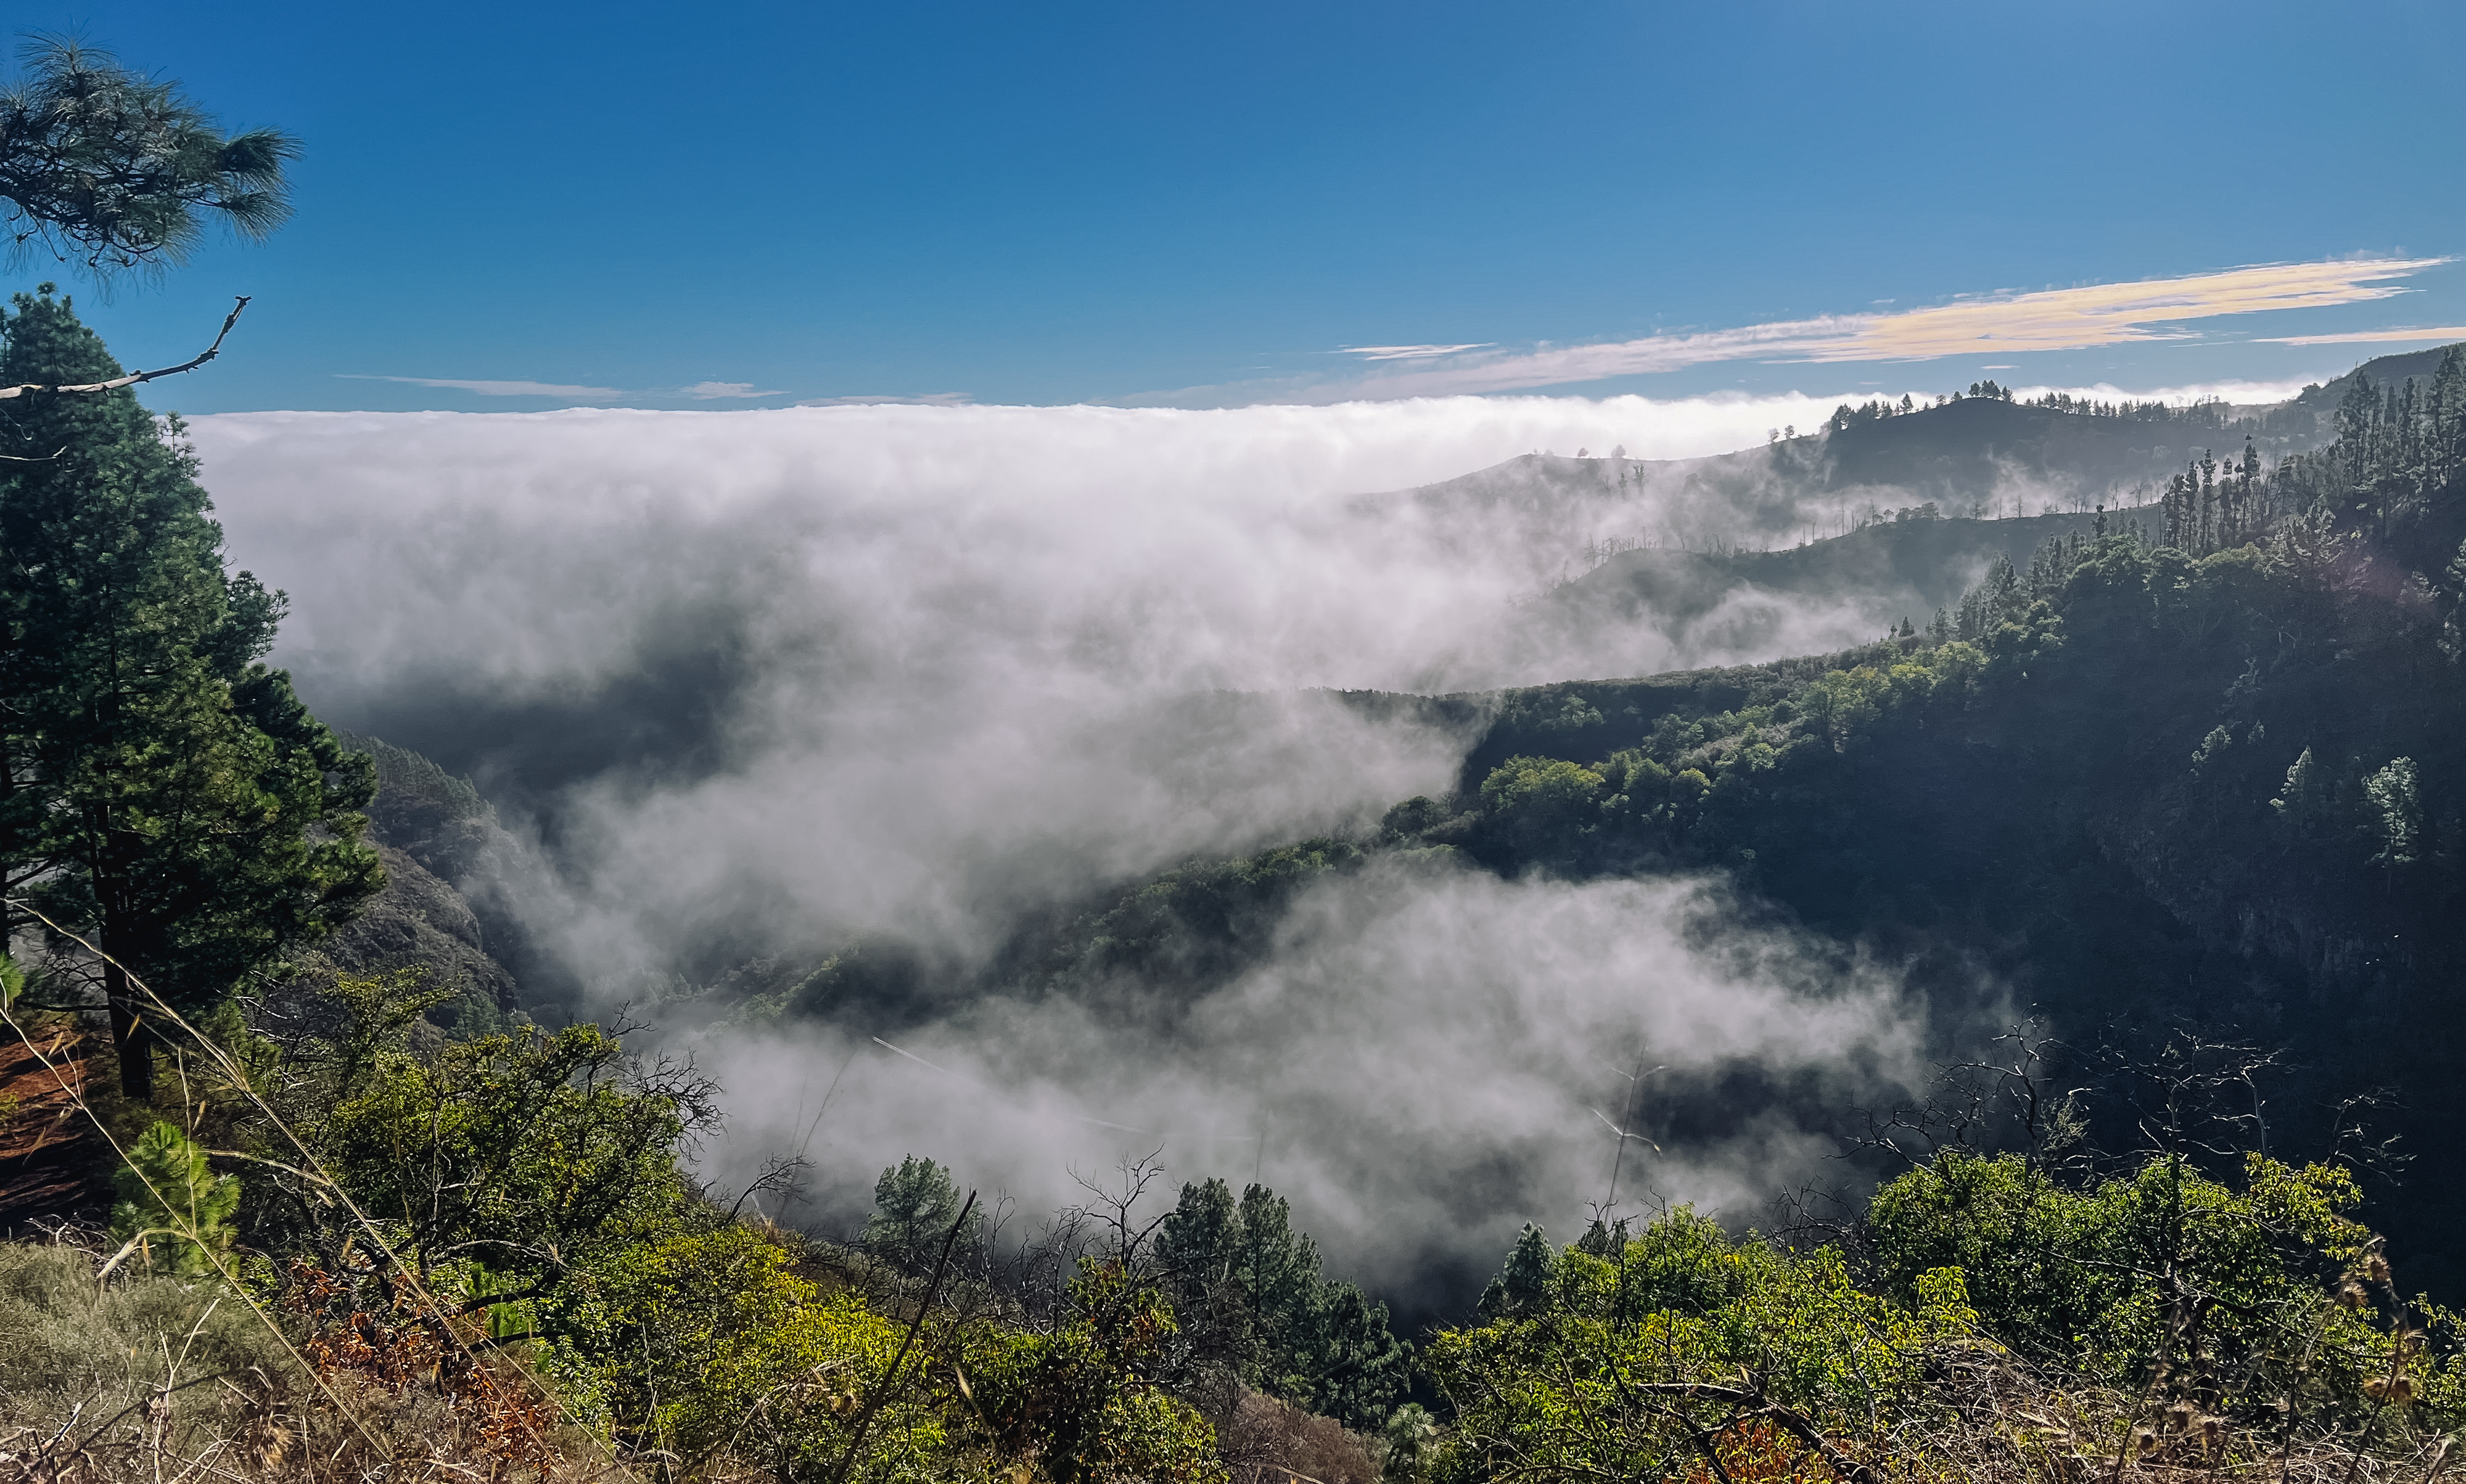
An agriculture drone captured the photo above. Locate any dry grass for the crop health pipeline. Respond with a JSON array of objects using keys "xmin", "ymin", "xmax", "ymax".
[{"xmin": 0, "ymin": 1236, "xmax": 610, "ymax": 1484}]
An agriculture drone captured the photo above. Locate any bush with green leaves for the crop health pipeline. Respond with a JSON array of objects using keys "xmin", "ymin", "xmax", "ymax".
[
  {"xmin": 1868, "ymin": 1149, "xmax": 2466, "ymax": 1429},
  {"xmin": 242, "ymin": 972, "xmax": 720, "ymax": 1307},
  {"xmin": 1429, "ymin": 1150, "xmax": 2466, "ymax": 1482},
  {"xmin": 1428, "ymin": 1207, "xmax": 1980, "ymax": 1482},
  {"xmin": 545, "ymin": 1224, "xmax": 1225, "ymax": 1483}
]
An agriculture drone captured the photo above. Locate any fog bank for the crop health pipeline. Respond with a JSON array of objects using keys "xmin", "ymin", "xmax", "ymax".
[
  {"xmin": 192, "ymin": 394, "xmax": 1915, "ymax": 974},
  {"xmin": 185, "ymin": 392, "xmax": 1993, "ymax": 1289},
  {"xmin": 693, "ymin": 864, "xmax": 1944, "ymax": 1297}
]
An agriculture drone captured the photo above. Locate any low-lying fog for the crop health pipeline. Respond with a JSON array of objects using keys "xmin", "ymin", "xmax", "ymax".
[{"xmin": 194, "ymin": 390, "xmax": 2024, "ymax": 1295}]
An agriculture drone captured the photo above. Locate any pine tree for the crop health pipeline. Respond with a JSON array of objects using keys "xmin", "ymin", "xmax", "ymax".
[
  {"xmin": 1155, "ymin": 1177, "xmax": 1410, "ymax": 1427},
  {"xmin": 0, "ymin": 289, "xmax": 380, "ymax": 1096},
  {"xmin": 2363, "ymin": 757, "xmax": 2422, "ymax": 880},
  {"xmin": 108, "ymin": 1121, "xmax": 239, "ymax": 1276},
  {"xmin": 861, "ymin": 1154, "xmax": 978, "ymax": 1269},
  {"xmin": 1478, "ymin": 1223, "xmax": 1556, "ymax": 1319},
  {"xmin": 2271, "ymin": 747, "xmax": 2329, "ymax": 838},
  {"xmin": 1, "ymin": 40, "xmax": 298, "ymax": 287}
]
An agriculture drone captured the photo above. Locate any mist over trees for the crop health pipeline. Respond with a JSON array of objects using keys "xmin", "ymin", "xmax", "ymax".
[
  {"xmin": 15, "ymin": 309, "xmax": 2466, "ymax": 1472},
  {"xmin": 7, "ymin": 30, "xmax": 2466, "ymax": 1477}
]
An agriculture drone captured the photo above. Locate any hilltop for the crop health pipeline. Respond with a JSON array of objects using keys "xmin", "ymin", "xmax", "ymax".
[
  {"xmin": 2290, "ymin": 339, "xmax": 2466, "ymax": 415},
  {"xmin": 1395, "ymin": 345, "xmax": 2465, "ymax": 560}
]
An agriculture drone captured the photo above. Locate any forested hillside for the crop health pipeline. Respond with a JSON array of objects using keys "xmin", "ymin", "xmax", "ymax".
[{"xmin": 1214, "ymin": 347, "xmax": 2466, "ymax": 1291}]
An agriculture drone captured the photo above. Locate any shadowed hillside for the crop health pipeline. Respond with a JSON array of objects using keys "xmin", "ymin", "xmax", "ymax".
[{"xmin": 1538, "ymin": 506, "xmax": 2131, "ymax": 659}]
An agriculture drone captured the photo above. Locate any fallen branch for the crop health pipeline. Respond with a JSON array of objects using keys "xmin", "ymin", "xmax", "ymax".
[{"xmin": 0, "ymin": 297, "xmax": 250, "ymax": 400}]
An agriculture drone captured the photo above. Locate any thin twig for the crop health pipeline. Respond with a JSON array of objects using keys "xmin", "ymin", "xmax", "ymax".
[{"xmin": 826, "ymin": 1190, "xmax": 977, "ymax": 1484}]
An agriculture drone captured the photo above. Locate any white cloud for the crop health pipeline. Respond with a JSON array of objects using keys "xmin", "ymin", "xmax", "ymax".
[
  {"xmin": 1339, "ymin": 343, "xmax": 1496, "ymax": 361},
  {"xmin": 189, "ymin": 391, "xmax": 1935, "ymax": 975},
  {"xmin": 798, "ymin": 392, "xmax": 976, "ymax": 406},
  {"xmin": 183, "ymin": 389, "xmax": 2179, "ymax": 1277},
  {"xmin": 679, "ymin": 381, "xmax": 788, "ymax": 400},
  {"xmin": 697, "ymin": 866, "xmax": 1943, "ymax": 1278},
  {"xmin": 337, "ymin": 374, "xmax": 625, "ymax": 400}
]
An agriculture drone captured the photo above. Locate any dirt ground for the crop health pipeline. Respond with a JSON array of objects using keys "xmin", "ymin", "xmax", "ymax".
[{"xmin": 0, "ymin": 1025, "xmax": 106, "ymax": 1234}]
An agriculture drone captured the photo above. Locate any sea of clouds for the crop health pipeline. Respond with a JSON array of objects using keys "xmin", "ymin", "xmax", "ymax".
[{"xmin": 189, "ymin": 389, "xmax": 2065, "ymax": 1292}]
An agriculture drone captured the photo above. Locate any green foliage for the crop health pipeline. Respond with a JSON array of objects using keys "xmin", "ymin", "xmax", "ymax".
[
  {"xmin": 1474, "ymin": 1223, "xmax": 1553, "ymax": 1320},
  {"xmin": 548, "ymin": 1229, "xmax": 1225, "ymax": 1483},
  {"xmin": 2272, "ymin": 745, "xmax": 2331, "ymax": 835},
  {"xmin": 107, "ymin": 1121, "xmax": 238, "ymax": 1276},
  {"xmin": 1867, "ymin": 1150, "xmax": 2382, "ymax": 1390},
  {"xmin": 1, "ymin": 38, "xmax": 298, "ymax": 282},
  {"xmin": 863, "ymin": 1154, "xmax": 980, "ymax": 1271},
  {"xmin": 1380, "ymin": 1403, "xmax": 1439, "ymax": 1482},
  {"xmin": 0, "ymin": 289, "xmax": 380, "ymax": 1094},
  {"xmin": 284, "ymin": 999, "xmax": 714, "ymax": 1296},
  {"xmin": 1477, "ymin": 756, "xmax": 1605, "ymax": 863},
  {"xmin": 1373, "ymin": 428, "xmax": 2466, "ymax": 1286},
  {"xmin": 1428, "ymin": 1155, "xmax": 2466, "ymax": 1482},
  {"xmin": 548, "ymin": 1225, "xmax": 949, "ymax": 1476},
  {"xmin": 1429, "ymin": 1209, "xmax": 1979, "ymax": 1482},
  {"xmin": 963, "ymin": 1258, "xmax": 1228, "ymax": 1483},
  {"xmin": 1156, "ymin": 1178, "xmax": 1412, "ymax": 1430},
  {"xmin": 2363, "ymin": 755, "xmax": 2421, "ymax": 868}
]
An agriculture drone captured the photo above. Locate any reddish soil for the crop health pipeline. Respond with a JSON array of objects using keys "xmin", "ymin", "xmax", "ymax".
[{"xmin": 0, "ymin": 1027, "xmax": 108, "ymax": 1233}]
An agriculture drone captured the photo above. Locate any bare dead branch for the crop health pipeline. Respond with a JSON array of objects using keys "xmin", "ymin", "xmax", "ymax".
[{"xmin": 0, "ymin": 297, "xmax": 250, "ymax": 401}]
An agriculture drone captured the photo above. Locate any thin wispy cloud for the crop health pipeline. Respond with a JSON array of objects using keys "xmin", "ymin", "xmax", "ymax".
[
  {"xmin": 340, "ymin": 375, "xmax": 795, "ymax": 403},
  {"xmin": 2254, "ymin": 326, "xmax": 2466, "ymax": 346},
  {"xmin": 338, "ymin": 374, "xmax": 627, "ymax": 400},
  {"xmin": 798, "ymin": 392, "xmax": 976, "ymax": 406},
  {"xmin": 1138, "ymin": 256, "xmax": 2451, "ymax": 407},
  {"xmin": 1339, "ymin": 343, "xmax": 1495, "ymax": 361}
]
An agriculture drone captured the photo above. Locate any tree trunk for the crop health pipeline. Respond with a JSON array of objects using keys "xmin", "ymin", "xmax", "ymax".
[
  {"xmin": 104, "ymin": 958, "xmax": 152, "ymax": 1101},
  {"xmin": 0, "ymin": 724, "xmax": 15, "ymax": 962}
]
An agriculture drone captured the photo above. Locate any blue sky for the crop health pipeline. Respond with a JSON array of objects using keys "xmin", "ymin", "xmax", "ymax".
[{"xmin": 10, "ymin": 0, "xmax": 2466, "ymax": 412}]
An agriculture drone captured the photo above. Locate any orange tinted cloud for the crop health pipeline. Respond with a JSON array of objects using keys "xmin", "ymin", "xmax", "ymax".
[{"xmin": 1819, "ymin": 257, "xmax": 2445, "ymax": 361}]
